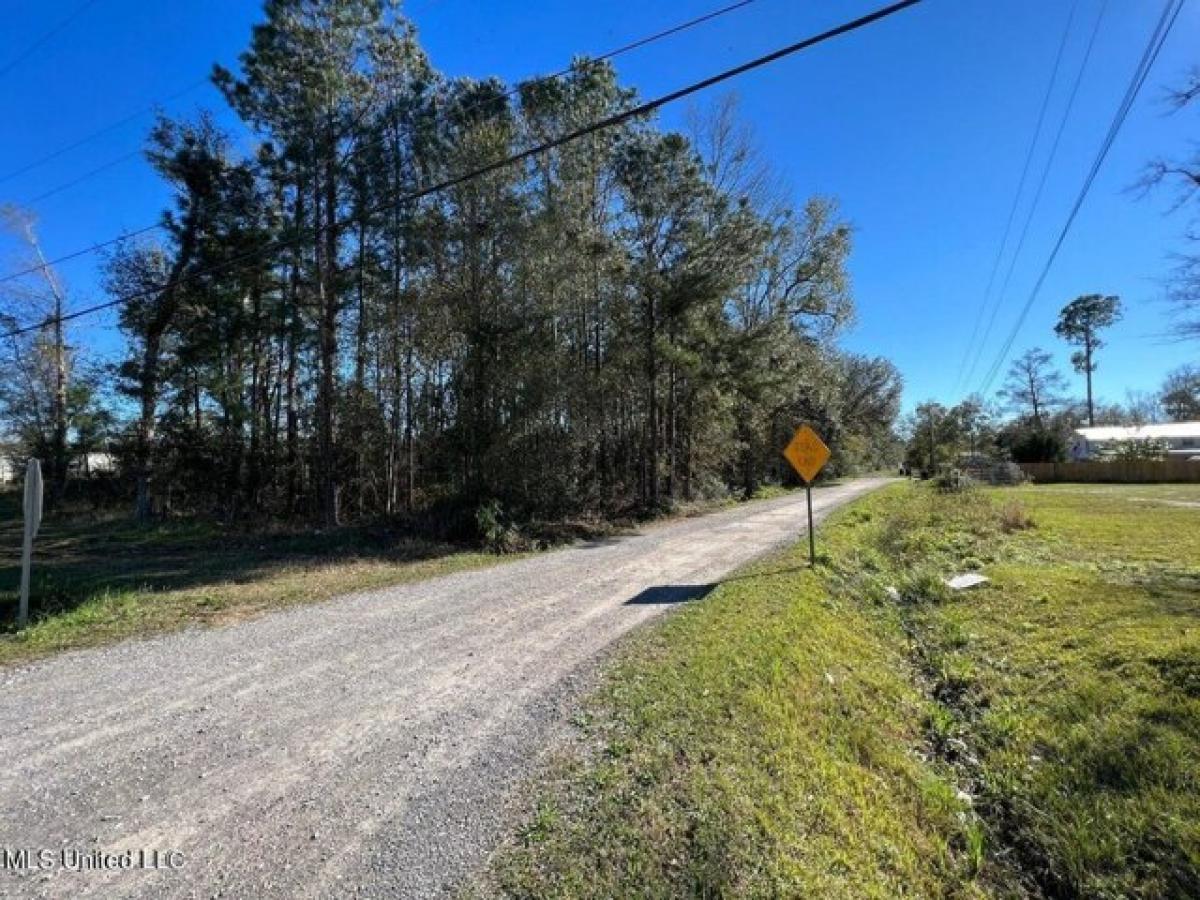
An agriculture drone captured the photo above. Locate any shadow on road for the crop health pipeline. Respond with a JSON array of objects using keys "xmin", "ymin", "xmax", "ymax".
[
  {"xmin": 626, "ymin": 564, "xmax": 824, "ymax": 607},
  {"xmin": 625, "ymin": 584, "xmax": 716, "ymax": 605}
]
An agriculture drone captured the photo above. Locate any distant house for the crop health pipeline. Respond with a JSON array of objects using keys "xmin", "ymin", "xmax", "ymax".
[
  {"xmin": 0, "ymin": 444, "xmax": 19, "ymax": 484},
  {"xmin": 1070, "ymin": 423, "xmax": 1200, "ymax": 461},
  {"xmin": 0, "ymin": 451, "xmax": 117, "ymax": 483},
  {"xmin": 74, "ymin": 452, "xmax": 118, "ymax": 476}
]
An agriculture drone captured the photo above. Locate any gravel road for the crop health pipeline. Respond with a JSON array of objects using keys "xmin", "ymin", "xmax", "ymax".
[{"xmin": 0, "ymin": 478, "xmax": 888, "ymax": 899}]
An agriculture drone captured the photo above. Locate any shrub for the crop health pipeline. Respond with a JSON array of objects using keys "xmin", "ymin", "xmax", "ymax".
[
  {"xmin": 998, "ymin": 500, "xmax": 1034, "ymax": 533},
  {"xmin": 1108, "ymin": 438, "xmax": 1169, "ymax": 462},
  {"xmin": 475, "ymin": 499, "xmax": 521, "ymax": 554},
  {"xmin": 933, "ymin": 470, "xmax": 972, "ymax": 493},
  {"xmin": 1009, "ymin": 428, "xmax": 1067, "ymax": 463}
]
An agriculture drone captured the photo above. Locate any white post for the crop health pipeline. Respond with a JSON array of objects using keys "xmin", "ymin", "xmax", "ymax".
[{"xmin": 18, "ymin": 459, "xmax": 43, "ymax": 630}]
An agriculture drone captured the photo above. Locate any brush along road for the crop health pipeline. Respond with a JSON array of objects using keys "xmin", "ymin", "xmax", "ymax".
[{"xmin": 0, "ymin": 478, "xmax": 888, "ymax": 899}]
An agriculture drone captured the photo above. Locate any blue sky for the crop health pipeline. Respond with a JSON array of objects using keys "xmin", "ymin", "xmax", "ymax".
[{"xmin": 0, "ymin": 0, "xmax": 1196, "ymax": 413}]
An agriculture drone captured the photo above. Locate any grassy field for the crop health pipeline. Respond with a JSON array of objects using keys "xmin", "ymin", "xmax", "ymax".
[{"xmin": 488, "ymin": 481, "xmax": 1200, "ymax": 899}]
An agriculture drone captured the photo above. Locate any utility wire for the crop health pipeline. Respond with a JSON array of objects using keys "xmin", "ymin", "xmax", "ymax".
[
  {"xmin": 4, "ymin": 3, "xmax": 754, "ymax": 197},
  {"xmin": 978, "ymin": 0, "xmax": 1183, "ymax": 394},
  {"xmin": 975, "ymin": 0, "xmax": 1186, "ymax": 395},
  {"xmin": 1, "ymin": 0, "xmax": 924, "ymax": 341},
  {"xmin": 0, "ymin": 0, "xmax": 759, "ymax": 282},
  {"xmin": 559, "ymin": 0, "xmax": 758, "ymax": 70},
  {"xmin": 963, "ymin": 0, "xmax": 1110, "ymax": 391},
  {"xmin": 952, "ymin": 0, "xmax": 1079, "ymax": 392},
  {"xmin": 0, "ymin": 0, "xmax": 101, "ymax": 80},
  {"xmin": 0, "ymin": 77, "xmax": 210, "ymax": 187},
  {"xmin": 19, "ymin": 150, "xmax": 142, "ymax": 207}
]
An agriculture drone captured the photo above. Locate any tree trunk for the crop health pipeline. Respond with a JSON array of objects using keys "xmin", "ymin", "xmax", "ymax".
[
  {"xmin": 666, "ymin": 360, "xmax": 676, "ymax": 501},
  {"xmin": 51, "ymin": 310, "xmax": 68, "ymax": 502},
  {"xmin": 1029, "ymin": 371, "xmax": 1042, "ymax": 429},
  {"xmin": 284, "ymin": 314, "xmax": 300, "ymax": 518},
  {"xmin": 130, "ymin": 209, "xmax": 199, "ymax": 522},
  {"xmin": 284, "ymin": 184, "xmax": 305, "ymax": 518},
  {"xmin": 1085, "ymin": 335, "xmax": 1095, "ymax": 427},
  {"xmin": 314, "ymin": 136, "xmax": 340, "ymax": 527},
  {"xmin": 29, "ymin": 233, "xmax": 70, "ymax": 505},
  {"xmin": 135, "ymin": 332, "xmax": 164, "ymax": 522},
  {"xmin": 405, "ymin": 336, "xmax": 415, "ymax": 512},
  {"xmin": 645, "ymin": 286, "xmax": 659, "ymax": 510}
]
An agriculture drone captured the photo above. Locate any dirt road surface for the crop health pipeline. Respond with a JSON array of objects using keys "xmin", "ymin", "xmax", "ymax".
[{"xmin": 0, "ymin": 478, "xmax": 889, "ymax": 899}]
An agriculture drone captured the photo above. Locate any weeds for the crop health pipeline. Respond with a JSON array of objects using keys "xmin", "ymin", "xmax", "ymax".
[
  {"xmin": 878, "ymin": 483, "xmax": 1200, "ymax": 898},
  {"xmin": 998, "ymin": 500, "xmax": 1035, "ymax": 533},
  {"xmin": 491, "ymin": 481, "xmax": 1200, "ymax": 899}
]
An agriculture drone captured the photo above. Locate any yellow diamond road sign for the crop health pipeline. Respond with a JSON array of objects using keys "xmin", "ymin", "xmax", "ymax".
[{"xmin": 783, "ymin": 425, "xmax": 830, "ymax": 484}]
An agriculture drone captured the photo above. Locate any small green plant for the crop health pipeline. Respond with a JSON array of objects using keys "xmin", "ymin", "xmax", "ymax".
[
  {"xmin": 962, "ymin": 818, "xmax": 986, "ymax": 877},
  {"xmin": 934, "ymin": 652, "xmax": 978, "ymax": 704},
  {"xmin": 517, "ymin": 800, "xmax": 560, "ymax": 846},
  {"xmin": 896, "ymin": 569, "xmax": 952, "ymax": 605},
  {"xmin": 475, "ymin": 499, "xmax": 520, "ymax": 554},
  {"xmin": 925, "ymin": 703, "xmax": 959, "ymax": 750}
]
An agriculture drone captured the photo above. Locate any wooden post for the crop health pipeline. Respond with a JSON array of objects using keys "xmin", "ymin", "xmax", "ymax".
[{"xmin": 18, "ymin": 523, "xmax": 33, "ymax": 629}]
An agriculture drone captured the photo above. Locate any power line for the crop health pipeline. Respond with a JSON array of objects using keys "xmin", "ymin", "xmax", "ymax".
[
  {"xmin": 975, "ymin": 0, "xmax": 1186, "ymax": 395},
  {"xmin": 1, "ymin": 0, "xmax": 924, "ymax": 341},
  {"xmin": 978, "ymin": 0, "xmax": 1183, "ymax": 394},
  {"xmin": 3, "ymin": 3, "xmax": 754, "ymax": 196},
  {"xmin": 566, "ymin": 0, "xmax": 758, "ymax": 68},
  {"xmin": 963, "ymin": 0, "xmax": 1110, "ymax": 391},
  {"xmin": 0, "ymin": 77, "xmax": 209, "ymax": 187},
  {"xmin": 952, "ymin": 0, "xmax": 1080, "ymax": 392},
  {"xmin": 0, "ymin": 0, "xmax": 101, "ymax": 80},
  {"xmin": 19, "ymin": 150, "xmax": 142, "ymax": 207},
  {"xmin": 0, "ymin": 0, "xmax": 759, "ymax": 282}
]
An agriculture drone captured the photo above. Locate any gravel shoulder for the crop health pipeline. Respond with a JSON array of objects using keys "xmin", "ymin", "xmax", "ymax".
[{"xmin": 0, "ymin": 478, "xmax": 889, "ymax": 899}]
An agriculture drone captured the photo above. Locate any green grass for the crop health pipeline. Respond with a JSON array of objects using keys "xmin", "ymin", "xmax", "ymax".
[
  {"xmin": 488, "ymin": 482, "xmax": 1200, "ymax": 899},
  {"xmin": 913, "ymin": 485, "xmax": 1200, "ymax": 899},
  {"xmin": 0, "ymin": 490, "xmax": 514, "ymax": 666}
]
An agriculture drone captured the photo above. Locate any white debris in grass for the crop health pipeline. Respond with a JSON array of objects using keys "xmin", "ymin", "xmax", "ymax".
[{"xmin": 946, "ymin": 573, "xmax": 990, "ymax": 591}]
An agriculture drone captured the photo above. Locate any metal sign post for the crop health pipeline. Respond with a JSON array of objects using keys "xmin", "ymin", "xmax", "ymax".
[
  {"xmin": 806, "ymin": 483, "xmax": 816, "ymax": 567},
  {"xmin": 782, "ymin": 426, "xmax": 831, "ymax": 568},
  {"xmin": 18, "ymin": 459, "xmax": 43, "ymax": 629}
]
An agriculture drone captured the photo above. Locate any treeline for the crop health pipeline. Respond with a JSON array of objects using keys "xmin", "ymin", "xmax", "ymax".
[
  {"xmin": 905, "ymin": 54, "xmax": 1200, "ymax": 475},
  {"xmin": 1, "ymin": 0, "xmax": 902, "ymax": 527},
  {"xmin": 905, "ymin": 351, "xmax": 1200, "ymax": 472}
]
